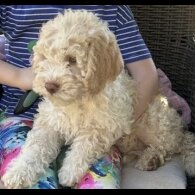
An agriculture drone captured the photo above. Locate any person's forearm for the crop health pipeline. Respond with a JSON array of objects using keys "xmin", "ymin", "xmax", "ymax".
[
  {"xmin": 126, "ymin": 58, "xmax": 159, "ymax": 121},
  {"xmin": 0, "ymin": 60, "xmax": 22, "ymax": 88},
  {"xmin": 0, "ymin": 60, "xmax": 34, "ymax": 91}
]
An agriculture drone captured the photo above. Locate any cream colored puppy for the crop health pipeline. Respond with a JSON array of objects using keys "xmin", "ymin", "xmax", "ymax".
[{"xmin": 2, "ymin": 10, "xmax": 195, "ymax": 189}]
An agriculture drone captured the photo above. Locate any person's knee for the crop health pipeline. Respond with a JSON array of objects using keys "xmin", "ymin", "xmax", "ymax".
[{"xmin": 121, "ymin": 157, "xmax": 187, "ymax": 189}]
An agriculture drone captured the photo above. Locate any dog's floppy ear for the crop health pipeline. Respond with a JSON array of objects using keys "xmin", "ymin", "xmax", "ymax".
[{"xmin": 85, "ymin": 30, "xmax": 124, "ymax": 95}]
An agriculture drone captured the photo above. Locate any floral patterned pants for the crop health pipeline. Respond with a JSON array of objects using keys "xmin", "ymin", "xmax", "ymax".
[{"xmin": 0, "ymin": 115, "xmax": 122, "ymax": 189}]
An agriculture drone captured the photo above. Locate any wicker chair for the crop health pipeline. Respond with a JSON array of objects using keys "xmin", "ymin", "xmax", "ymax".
[{"xmin": 130, "ymin": 5, "xmax": 195, "ymax": 189}]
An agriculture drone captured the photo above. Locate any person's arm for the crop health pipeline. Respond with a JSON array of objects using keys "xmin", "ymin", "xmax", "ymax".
[
  {"xmin": 0, "ymin": 60, "xmax": 34, "ymax": 91},
  {"xmin": 115, "ymin": 6, "xmax": 159, "ymax": 121},
  {"xmin": 126, "ymin": 58, "xmax": 159, "ymax": 121}
]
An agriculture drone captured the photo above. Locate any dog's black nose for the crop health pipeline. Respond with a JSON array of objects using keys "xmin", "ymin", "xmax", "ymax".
[{"xmin": 45, "ymin": 82, "xmax": 60, "ymax": 94}]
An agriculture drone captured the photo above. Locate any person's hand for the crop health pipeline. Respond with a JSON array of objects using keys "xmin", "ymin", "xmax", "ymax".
[{"xmin": 17, "ymin": 67, "xmax": 35, "ymax": 91}]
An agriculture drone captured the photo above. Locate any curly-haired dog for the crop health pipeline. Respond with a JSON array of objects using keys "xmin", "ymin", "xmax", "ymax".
[{"xmin": 2, "ymin": 10, "xmax": 195, "ymax": 189}]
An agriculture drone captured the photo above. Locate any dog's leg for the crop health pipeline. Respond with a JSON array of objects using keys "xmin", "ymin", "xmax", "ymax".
[
  {"xmin": 58, "ymin": 131, "xmax": 114, "ymax": 187},
  {"xmin": 134, "ymin": 145, "xmax": 168, "ymax": 171},
  {"xmin": 2, "ymin": 127, "xmax": 62, "ymax": 189},
  {"xmin": 116, "ymin": 133, "xmax": 146, "ymax": 164},
  {"xmin": 132, "ymin": 96, "xmax": 184, "ymax": 171}
]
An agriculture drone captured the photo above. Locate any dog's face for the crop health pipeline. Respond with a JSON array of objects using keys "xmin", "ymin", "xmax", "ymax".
[{"xmin": 32, "ymin": 10, "xmax": 124, "ymax": 103}]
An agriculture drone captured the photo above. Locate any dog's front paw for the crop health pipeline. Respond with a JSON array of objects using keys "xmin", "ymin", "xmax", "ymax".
[
  {"xmin": 2, "ymin": 171, "xmax": 24, "ymax": 189},
  {"xmin": 2, "ymin": 165, "xmax": 27, "ymax": 189},
  {"xmin": 58, "ymin": 164, "xmax": 85, "ymax": 187},
  {"xmin": 1, "ymin": 160, "xmax": 37, "ymax": 189}
]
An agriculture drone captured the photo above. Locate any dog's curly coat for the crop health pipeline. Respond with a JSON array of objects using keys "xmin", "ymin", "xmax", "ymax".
[{"xmin": 2, "ymin": 10, "xmax": 195, "ymax": 189}]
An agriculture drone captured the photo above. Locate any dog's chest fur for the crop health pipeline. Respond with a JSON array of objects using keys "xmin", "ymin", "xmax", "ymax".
[{"xmin": 34, "ymin": 71, "xmax": 136, "ymax": 144}]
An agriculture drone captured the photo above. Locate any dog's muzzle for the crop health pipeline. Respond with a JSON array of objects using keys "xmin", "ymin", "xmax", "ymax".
[{"xmin": 45, "ymin": 82, "xmax": 60, "ymax": 94}]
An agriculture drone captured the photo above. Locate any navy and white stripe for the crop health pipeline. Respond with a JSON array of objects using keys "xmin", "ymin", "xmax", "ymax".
[{"xmin": 0, "ymin": 5, "xmax": 151, "ymax": 119}]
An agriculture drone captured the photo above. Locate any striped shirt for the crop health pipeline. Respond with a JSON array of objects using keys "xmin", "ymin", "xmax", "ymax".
[{"xmin": 0, "ymin": 5, "xmax": 151, "ymax": 120}]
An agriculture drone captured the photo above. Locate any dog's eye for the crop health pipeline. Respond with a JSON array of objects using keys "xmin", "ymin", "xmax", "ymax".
[{"xmin": 68, "ymin": 56, "xmax": 77, "ymax": 65}]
